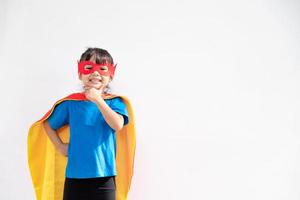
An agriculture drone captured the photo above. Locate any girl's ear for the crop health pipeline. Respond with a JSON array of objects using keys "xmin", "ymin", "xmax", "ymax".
[{"xmin": 78, "ymin": 72, "xmax": 82, "ymax": 80}]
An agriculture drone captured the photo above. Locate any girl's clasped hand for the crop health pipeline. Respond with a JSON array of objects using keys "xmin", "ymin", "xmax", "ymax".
[
  {"xmin": 83, "ymin": 84, "xmax": 105, "ymax": 103},
  {"xmin": 58, "ymin": 142, "xmax": 69, "ymax": 157}
]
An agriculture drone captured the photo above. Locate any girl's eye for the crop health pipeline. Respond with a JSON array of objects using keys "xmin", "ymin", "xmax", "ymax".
[
  {"xmin": 101, "ymin": 67, "xmax": 108, "ymax": 71},
  {"xmin": 84, "ymin": 65, "xmax": 92, "ymax": 70}
]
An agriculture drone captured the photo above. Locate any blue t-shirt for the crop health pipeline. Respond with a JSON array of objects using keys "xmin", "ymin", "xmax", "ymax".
[{"xmin": 47, "ymin": 97, "xmax": 129, "ymax": 178}]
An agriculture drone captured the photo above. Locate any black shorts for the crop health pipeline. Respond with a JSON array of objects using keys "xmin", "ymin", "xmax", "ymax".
[{"xmin": 63, "ymin": 176, "xmax": 115, "ymax": 200}]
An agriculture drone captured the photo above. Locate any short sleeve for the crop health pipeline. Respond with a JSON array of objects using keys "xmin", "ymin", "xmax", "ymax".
[
  {"xmin": 47, "ymin": 101, "xmax": 69, "ymax": 131},
  {"xmin": 109, "ymin": 97, "xmax": 129, "ymax": 126}
]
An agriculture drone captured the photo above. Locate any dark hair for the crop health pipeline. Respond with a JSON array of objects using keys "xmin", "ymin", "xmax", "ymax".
[
  {"xmin": 79, "ymin": 47, "xmax": 114, "ymax": 93},
  {"xmin": 79, "ymin": 47, "xmax": 114, "ymax": 65}
]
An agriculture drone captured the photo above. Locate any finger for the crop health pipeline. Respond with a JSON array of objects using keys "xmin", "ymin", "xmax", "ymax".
[
  {"xmin": 98, "ymin": 85, "xmax": 105, "ymax": 91},
  {"xmin": 84, "ymin": 86, "xmax": 91, "ymax": 91}
]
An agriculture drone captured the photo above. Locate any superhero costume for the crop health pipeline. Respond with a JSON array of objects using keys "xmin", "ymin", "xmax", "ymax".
[{"xmin": 27, "ymin": 92, "xmax": 136, "ymax": 200}]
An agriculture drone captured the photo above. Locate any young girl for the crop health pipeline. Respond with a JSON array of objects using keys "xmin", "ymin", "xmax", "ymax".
[{"xmin": 27, "ymin": 48, "xmax": 136, "ymax": 200}]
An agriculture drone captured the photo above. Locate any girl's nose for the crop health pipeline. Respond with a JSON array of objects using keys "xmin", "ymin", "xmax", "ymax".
[{"xmin": 91, "ymin": 70, "xmax": 100, "ymax": 76}]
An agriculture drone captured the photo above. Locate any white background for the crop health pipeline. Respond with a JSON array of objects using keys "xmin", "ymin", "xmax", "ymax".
[{"xmin": 0, "ymin": 0, "xmax": 299, "ymax": 199}]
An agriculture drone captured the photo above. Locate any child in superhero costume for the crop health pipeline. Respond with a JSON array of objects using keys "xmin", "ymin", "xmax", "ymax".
[{"xmin": 27, "ymin": 48, "xmax": 136, "ymax": 200}]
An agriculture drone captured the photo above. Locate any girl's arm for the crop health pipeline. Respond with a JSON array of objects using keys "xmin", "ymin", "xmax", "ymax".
[
  {"xmin": 43, "ymin": 121, "xmax": 68, "ymax": 156},
  {"xmin": 95, "ymin": 98, "xmax": 124, "ymax": 131}
]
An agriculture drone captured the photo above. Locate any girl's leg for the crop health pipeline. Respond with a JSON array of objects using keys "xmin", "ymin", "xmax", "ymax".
[
  {"xmin": 90, "ymin": 176, "xmax": 115, "ymax": 200},
  {"xmin": 63, "ymin": 176, "xmax": 116, "ymax": 200},
  {"xmin": 63, "ymin": 178, "xmax": 90, "ymax": 200}
]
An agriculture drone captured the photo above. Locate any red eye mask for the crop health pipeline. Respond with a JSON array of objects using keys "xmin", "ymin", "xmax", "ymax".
[{"xmin": 77, "ymin": 60, "xmax": 117, "ymax": 77}]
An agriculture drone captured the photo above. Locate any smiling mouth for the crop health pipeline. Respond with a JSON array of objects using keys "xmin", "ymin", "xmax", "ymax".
[{"xmin": 89, "ymin": 78, "xmax": 102, "ymax": 84}]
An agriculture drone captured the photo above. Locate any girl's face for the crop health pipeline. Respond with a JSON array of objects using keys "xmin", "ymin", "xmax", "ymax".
[{"xmin": 78, "ymin": 56, "xmax": 112, "ymax": 90}]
